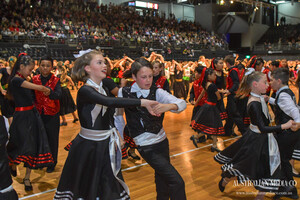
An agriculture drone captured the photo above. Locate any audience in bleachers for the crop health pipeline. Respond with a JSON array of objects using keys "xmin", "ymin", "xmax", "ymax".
[{"xmin": 0, "ymin": 0, "xmax": 227, "ymax": 49}]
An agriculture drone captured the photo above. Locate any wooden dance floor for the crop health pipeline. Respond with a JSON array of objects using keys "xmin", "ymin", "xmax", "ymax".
[{"xmin": 12, "ymin": 88, "xmax": 300, "ymax": 200}]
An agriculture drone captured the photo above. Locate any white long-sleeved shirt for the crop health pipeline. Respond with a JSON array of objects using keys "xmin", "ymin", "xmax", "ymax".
[
  {"xmin": 269, "ymin": 86, "xmax": 300, "ymax": 123},
  {"xmin": 117, "ymin": 83, "xmax": 186, "ymax": 146}
]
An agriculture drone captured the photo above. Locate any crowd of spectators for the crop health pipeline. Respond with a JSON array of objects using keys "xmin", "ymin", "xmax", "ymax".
[
  {"xmin": 0, "ymin": 0, "xmax": 227, "ymax": 49},
  {"xmin": 259, "ymin": 23, "xmax": 300, "ymax": 51}
]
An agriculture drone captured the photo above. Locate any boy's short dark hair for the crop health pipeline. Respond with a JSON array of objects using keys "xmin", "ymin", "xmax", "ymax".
[
  {"xmin": 271, "ymin": 68, "xmax": 289, "ymax": 85},
  {"xmin": 271, "ymin": 60, "xmax": 280, "ymax": 68},
  {"xmin": 224, "ymin": 55, "xmax": 235, "ymax": 66}
]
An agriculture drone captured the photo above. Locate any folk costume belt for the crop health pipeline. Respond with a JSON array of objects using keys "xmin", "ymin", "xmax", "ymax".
[
  {"xmin": 205, "ymin": 101, "xmax": 216, "ymax": 106},
  {"xmin": 15, "ymin": 105, "xmax": 34, "ymax": 111}
]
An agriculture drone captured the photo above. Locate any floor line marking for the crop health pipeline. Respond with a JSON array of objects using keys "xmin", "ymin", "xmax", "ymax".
[{"xmin": 20, "ymin": 136, "xmax": 241, "ymax": 199}]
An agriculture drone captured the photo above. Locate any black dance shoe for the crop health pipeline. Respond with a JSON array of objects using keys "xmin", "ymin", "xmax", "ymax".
[
  {"xmin": 197, "ymin": 135, "xmax": 207, "ymax": 143},
  {"xmin": 190, "ymin": 135, "xmax": 198, "ymax": 148},
  {"xmin": 23, "ymin": 178, "xmax": 33, "ymax": 191},
  {"xmin": 128, "ymin": 150, "xmax": 141, "ymax": 160},
  {"xmin": 211, "ymin": 146, "xmax": 221, "ymax": 153},
  {"xmin": 9, "ymin": 166, "xmax": 17, "ymax": 177},
  {"xmin": 218, "ymin": 178, "xmax": 225, "ymax": 192},
  {"xmin": 60, "ymin": 122, "xmax": 67, "ymax": 126},
  {"xmin": 231, "ymin": 132, "xmax": 238, "ymax": 137},
  {"xmin": 73, "ymin": 118, "xmax": 79, "ymax": 123}
]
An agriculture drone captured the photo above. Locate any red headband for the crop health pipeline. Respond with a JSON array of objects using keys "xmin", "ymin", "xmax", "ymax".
[
  {"xmin": 18, "ymin": 52, "xmax": 28, "ymax": 58},
  {"xmin": 211, "ymin": 58, "xmax": 215, "ymax": 70},
  {"xmin": 199, "ymin": 67, "xmax": 207, "ymax": 85}
]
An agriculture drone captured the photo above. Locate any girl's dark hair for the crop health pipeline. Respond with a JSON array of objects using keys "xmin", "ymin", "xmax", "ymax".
[
  {"xmin": 123, "ymin": 57, "xmax": 152, "ymax": 79},
  {"xmin": 9, "ymin": 54, "xmax": 34, "ymax": 82},
  {"xmin": 248, "ymin": 57, "xmax": 264, "ymax": 69},
  {"xmin": 210, "ymin": 57, "xmax": 222, "ymax": 70},
  {"xmin": 195, "ymin": 66, "xmax": 204, "ymax": 74},
  {"xmin": 39, "ymin": 55, "xmax": 53, "ymax": 67},
  {"xmin": 7, "ymin": 54, "xmax": 34, "ymax": 100},
  {"xmin": 271, "ymin": 60, "xmax": 280, "ymax": 68},
  {"xmin": 202, "ymin": 67, "xmax": 214, "ymax": 89}
]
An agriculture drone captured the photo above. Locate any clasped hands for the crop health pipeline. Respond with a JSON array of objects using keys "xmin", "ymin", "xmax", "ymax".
[{"xmin": 141, "ymin": 99, "xmax": 177, "ymax": 117}]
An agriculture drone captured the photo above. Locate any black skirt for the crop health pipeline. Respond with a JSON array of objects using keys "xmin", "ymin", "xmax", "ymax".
[
  {"xmin": 216, "ymin": 97, "xmax": 227, "ymax": 120},
  {"xmin": 59, "ymin": 86, "xmax": 76, "ymax": 115},
  {"xmin": 0, "ymin": 116, "xmax": 13, "ymax": 191},
  {"xmin": 0, "ymin": 95, "xmax": 14, "ymax": 118},
  {"xmin": 191, "ymin": 104, "xmax": 225, "ymax": 135},
  {"xmin": 55, "ymin": 134, "xmax": 130, "ymax": 200},
  {"xmin": 7, "ymin": 108, "xmax": 54, "ymax": 169},
  {"xmin": 236, "ymin": 97, "xmax": 250, "ymax": 126},
  {"xmin": 214, "ymin": 130, "xmax": 285, "ymax": 192},
  {"xmin": 292, "ymin": 139, "xmax": 300, "ymax": 161}
]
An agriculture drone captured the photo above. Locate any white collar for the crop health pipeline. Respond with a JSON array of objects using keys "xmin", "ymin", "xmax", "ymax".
[
  {"xmin": 86, "ymin": 79, "xmax": 107, "ymax": 95},
  {"xmin": 276, "ymin": 85, "xmax": 289, "ymax": 98},
  {"xmin": 130, "ymin": 82, "xmax": 150, "ymax": 98},
  {"xmin": 86, "ymin": 78, "xmax": 107, "ymax": 120}
]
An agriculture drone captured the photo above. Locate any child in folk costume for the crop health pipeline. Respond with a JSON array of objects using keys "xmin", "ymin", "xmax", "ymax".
[
  {"xmin": 0, "ymin": 115, "xmax": 18, "ymax": 199},
  {"xmin": 32, "ymin": 55, "xmax": 62, "ymax": 173},
  {"xmin": 183, "ymin": 61, "xmax": 192, "ymax": 100},
  {"xmin": 54, "ymin": 50, "xmax": 157, "ymax": 200},
  {"xmin": 118, "ymin": 57, "xmax": 187, "ymax": 200},
  {"xmin": 152, "ymin": 60, "xmax": 170, "ymax": 93},
  {"xmin": 215, "ymin": 71, "xmax": 294, "ymax": 200},
  {"xmin": 0, "ymin": 60, "xmax": 14, "ymax": 125},
  {"xmin": 211, "ymin": 57, "xmax": 227, "ymax": 121},
  {"xmin": 57, "ymin": 63, "xmax": 79, "ymax": 126},
  {"xmin": 172, "ymin": 61, "xmax": 186, "ymax": 100},
  {"xmin": 267, "ymin": 68, "xmax": 300, "ymax": 199},
  {"xmin": 223, "ymin": 55, "xmax": 246, "ymax": 136},
  {"xmin": 189, "ymin": 66, "xmax": 208, "ymax": 145},
  {"xmin": 291, "ymin": 70, "xmax": 300, "ymax": 177},
  {"xmin": 7, "ymin": 55, "xmax": 54, "ymax": 191},
  {"xmin": 191, "ymin": 68, "xmax": 225, "ymax": 152},
  {"xmin": 235, "ymin": 63, "xmax": 251, "ymax": 127}
]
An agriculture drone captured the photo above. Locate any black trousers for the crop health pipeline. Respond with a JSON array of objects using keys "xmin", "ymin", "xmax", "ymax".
[
  {"xmin": 224, "ymin": 95, "xmax": 246, "ymax": 135},
  {"xmin": 137, "ymin": 139, "xmax": 186, "ymax": 200},
  {"xmin": 277, "ymin": 130, "xmax": 300, "ymax": 182},
  {"xmin": 41, "ymin": 113, "xmax": 60, "ymax": 166}
]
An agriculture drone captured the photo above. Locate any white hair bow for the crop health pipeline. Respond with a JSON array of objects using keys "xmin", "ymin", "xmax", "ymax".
[
  {"xmin": 244, "ymin": 68, "xmax": 255, "ymax": 76},
  {"xmin": 73, "ymin": 49, "xmax": 93, "ymax": 58}
]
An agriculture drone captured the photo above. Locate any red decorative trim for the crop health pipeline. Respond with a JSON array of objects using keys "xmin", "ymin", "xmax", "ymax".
[
  {"xmin": 9, "ymin": 153, "xmax": 54, "ymax": 168},
  {"xmin": 16, "ymin": 72, "xmax": 25, "ymax": 79},
  {"xmin": 205, "ymin": 101, "xmax": 216, "ymax": 106},
  {"xmin": 124, "ymin": 134, "xmax": 137, "ymax": 148},
  {"xmin": 220, "ymin": 112, "xmax": 228, "ymax": 120},
  {"xmin": 243, "ymin": 117, "xmax": 251, "ymax": 125},
  {"xmin": 191, "ymin": 120, "xmax": 225, "ymax": 135},
  {"xmin": 64, "ymin": 142, "xmax": 72, "ymax": 151},
  {"xmin": 15, "ymin": 105, "xmax": 34, "ymax": 111}
]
